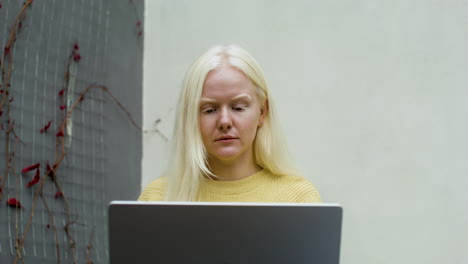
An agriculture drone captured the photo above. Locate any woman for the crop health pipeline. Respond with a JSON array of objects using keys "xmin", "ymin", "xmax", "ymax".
[{"xmin": 139, "ymin": 45, "xmax": 321, "ymax": 203}]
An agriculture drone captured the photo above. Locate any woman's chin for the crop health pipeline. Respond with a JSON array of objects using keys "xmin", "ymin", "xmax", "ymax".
[{"xmin": 209, "ymin": 150, "xmax": 242, "ymax": 162}]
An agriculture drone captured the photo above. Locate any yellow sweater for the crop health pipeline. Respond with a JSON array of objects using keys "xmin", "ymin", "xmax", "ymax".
[{"xmin": 138, "ymin": 169, "xmax": 322, "ymax": 203}]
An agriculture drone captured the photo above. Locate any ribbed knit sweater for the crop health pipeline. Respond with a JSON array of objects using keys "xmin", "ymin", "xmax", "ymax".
[{"xmin": 138, "ymin": 169, "xmax": 322, "ymax": 203}]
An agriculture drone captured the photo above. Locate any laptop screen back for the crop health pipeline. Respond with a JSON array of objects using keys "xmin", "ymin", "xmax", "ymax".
[{"xmin": 109, "ymin": 202, "xmax": 342, "ymax": 264}]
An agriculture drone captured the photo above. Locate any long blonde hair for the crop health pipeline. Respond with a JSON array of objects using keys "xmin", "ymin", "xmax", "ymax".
[{"xmin": 165, "ymin": 45, "xmax": 298, "ymax": 201}]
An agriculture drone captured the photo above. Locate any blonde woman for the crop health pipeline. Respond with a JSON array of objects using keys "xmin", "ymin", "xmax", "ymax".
[{"xmin": 139, "ymin": 45, "xmax": 321, "ymax": 203}]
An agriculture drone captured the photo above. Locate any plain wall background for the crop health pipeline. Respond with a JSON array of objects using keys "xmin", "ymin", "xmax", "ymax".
[{"xmin": 142, "ymin": 1, "xmax": 468, "ymax": 263}]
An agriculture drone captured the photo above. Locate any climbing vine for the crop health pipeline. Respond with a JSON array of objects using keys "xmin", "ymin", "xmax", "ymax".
[{"xmin": 0, "ymin": 1, "xmax": 144, "ymax": 263}]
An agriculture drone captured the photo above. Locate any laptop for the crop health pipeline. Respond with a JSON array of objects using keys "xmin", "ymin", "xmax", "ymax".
[{"xmin": 109, "ymin": 201, "xmax": 343, "ymax": 264}]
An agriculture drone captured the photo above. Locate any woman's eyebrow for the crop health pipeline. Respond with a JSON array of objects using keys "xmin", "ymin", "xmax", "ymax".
[
  {"xmin": 231, "ymin": 94, "xmax": 252, "ymax": 101},
  {"xmin": 199, "ymin": 98, "xmax": 217, "ymax": 104},
  {"xmin": 200, "ymin": 94, "xmax": 252, "ymax": 103}
]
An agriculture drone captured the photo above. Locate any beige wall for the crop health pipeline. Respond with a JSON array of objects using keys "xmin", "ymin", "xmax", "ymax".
[{"xmin": 142, "ymin": 1, "xmax": 468, "ymax": 263}]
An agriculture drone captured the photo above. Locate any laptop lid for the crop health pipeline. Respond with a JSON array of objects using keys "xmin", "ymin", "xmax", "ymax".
[{"xmin": 109, "ymin": 201, "xmax": 342, "ymax": 264}]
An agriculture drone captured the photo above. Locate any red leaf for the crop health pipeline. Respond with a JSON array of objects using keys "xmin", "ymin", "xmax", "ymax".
[
  {"xmin": 58, "ymin": 89, "xmax": 64, "ymax": 96},
  {"xmin": 0, "ymin": 89, "xmax": 3, "ymax": 94},
  {"xmin": 138, "ymin": 31, "xmax": 143, "ymax": 37},
  {"xmin": 0, "ymin": 111, "xmax": 2, "ymax": 117},
  {"xmin": 7, "ymin": 198, "xmax": 22, "ymax": 208},
  {"xmin": 40, "ymin": 121, "xmax": 52, "ymax": 133},
  {"xmin": 54, "ymin": 191, "xmax": 63, "ymax": 199},
  {"xmin": 74, "ymin": 43, "xmax": 79, "ymax": 50},
  {"xmin": 22, "ymin": 163, "xmax": 40, "ymax": 173},
  {"xmin": 46, "ymin": 161, "xmax": 56, "ymax": 180},
  {"xmin": 47, "ymin": 224, "xmax": 50, "ymax": 229},
  {"xmin": 56, "ymin": 130, "xmax": 64, "ymax": 137},
  {"xmin": 26, "ymin": 169, "xmax": 40, "ymax": 187},
  {"xmin": 136, "ymin": 20, "xmax": 141, "ymax": 27},
  {"xmin": 60, "ymin": 105, "xmax": 66, "ymax": 110},
  {"xmin": 73, "ymin": 53, "xmax": 81, "ymax": 62}
]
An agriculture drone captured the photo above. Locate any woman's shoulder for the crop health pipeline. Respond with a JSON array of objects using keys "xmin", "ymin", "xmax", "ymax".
[
  {"xmin": 138, "ymin": 177, "xmax": 167, "ymax": 201},
  {"xmin": 268, "ymin": 171, "xmax": 322, "ymax": 203}
]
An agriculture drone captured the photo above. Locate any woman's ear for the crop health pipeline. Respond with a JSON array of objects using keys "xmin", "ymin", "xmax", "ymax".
[{"xmin": 259, "ymin": 99, "xmax": 269, "ymax": 127}]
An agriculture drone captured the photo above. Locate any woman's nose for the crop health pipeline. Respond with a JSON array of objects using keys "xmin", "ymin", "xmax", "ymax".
[{"xmin": 217, "ymin": 108, "xmax": 232, "ymax": 130}]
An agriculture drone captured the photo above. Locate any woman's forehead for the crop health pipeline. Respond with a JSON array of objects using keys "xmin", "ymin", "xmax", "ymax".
[
  {"xmin": 202, "ymin": 66, "xmax": 255, "ymax": 99},
  {"xmin": 204, "ymin": 65, "xmax": 249, "ymax": 86}
]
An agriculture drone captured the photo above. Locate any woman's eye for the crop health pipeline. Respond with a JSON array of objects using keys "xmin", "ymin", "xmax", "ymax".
[
  {"xmin": 233, "ymin": 105, "xmax": 246, "ymax": 111},
  {"xmin": 203, "ymin": 108, "xmax": 216, "ymax": 113}
]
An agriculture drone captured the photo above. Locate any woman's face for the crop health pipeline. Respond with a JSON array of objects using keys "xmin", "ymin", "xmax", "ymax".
[{"xmin": 199, "ymin": 65, "xmax": 265, "ymax": 166}]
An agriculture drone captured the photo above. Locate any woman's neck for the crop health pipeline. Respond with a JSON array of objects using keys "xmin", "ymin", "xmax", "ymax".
[{"xmin": 208, "ymin": 158, "xmax": 262, "ymax": 181}]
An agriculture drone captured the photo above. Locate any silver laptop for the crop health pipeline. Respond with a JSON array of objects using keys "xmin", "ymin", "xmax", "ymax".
[{"xmin": 109, "ymin": 201, "xmax": 343, "ymax": 264}]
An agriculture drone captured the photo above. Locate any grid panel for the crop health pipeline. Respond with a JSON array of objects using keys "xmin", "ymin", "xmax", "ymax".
[{"xmin": 0, "ymin": 1, "xmax": 143, "ymax": 263}]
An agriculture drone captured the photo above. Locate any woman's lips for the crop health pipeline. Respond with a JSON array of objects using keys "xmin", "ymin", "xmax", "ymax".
[{"xmin": 216, "ymin": 137, "xmax": 237, "ymax": 142}]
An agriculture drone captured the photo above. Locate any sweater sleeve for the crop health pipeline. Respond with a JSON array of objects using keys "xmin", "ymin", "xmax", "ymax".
[
  {"xmin": 296, "ymin": 183, "xmax": 322, "ymax": 203},
  {"xmin": 276, "ymin": 175, "xmax": 323, "ymax": 203},
  {"xmin": 138, "ymin": 177, "xmax": 166, "ymax": 201},
  {"xmin": 290, "ymin": 177, "xmax": 322, "ymax": 203}
]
